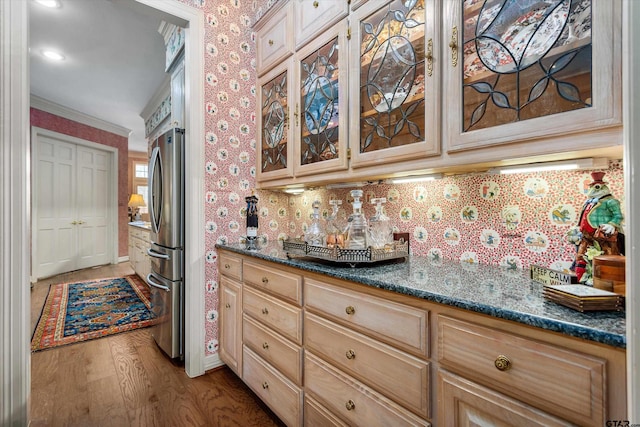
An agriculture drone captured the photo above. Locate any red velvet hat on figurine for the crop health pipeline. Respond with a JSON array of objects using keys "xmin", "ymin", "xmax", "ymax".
[{"xmin": 589, "ymin": 171, "xmax": 607, "ymax": 186}]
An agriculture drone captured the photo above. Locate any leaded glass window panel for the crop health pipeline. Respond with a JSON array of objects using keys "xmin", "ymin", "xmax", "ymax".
[
  {"xmin": 359, "ymin": 0, "xmax": 426, "ymax": 154},
  {"xmin": 300, "ymin": 36, "xmax": 340, "ymax": 165},
  {"xmin": 261, "ymin": 70, "xmax": 289, "ymax": 173},
  {"xmin": 462, "ymin": 0, "xmax": 592, "ymax": 132}
]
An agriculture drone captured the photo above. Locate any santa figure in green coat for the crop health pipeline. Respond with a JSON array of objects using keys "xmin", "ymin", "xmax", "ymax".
[{"xmin": 568, "ymin": 171, "xmax": 624, "ymax": 282}]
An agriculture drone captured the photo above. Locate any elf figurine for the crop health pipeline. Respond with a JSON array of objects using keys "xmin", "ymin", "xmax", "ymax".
[{"xmin": 568, "ymin": 171, "xmax": 624, "ymax": 281}]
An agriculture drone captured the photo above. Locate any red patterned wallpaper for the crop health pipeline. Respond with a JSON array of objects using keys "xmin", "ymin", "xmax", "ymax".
[{"xmin": 30, "ymin": 108, "xmax": 129, "ymax": 257}]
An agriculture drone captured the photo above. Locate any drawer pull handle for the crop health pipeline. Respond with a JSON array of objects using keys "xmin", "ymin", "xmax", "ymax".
[
  {"xmin": 345, "ymin": 400, "xmax": 355, "ymax": 411},
  {"xmin": 263, "ymin": 342, "xmax": 269, "ymax": 349},
  {"xmin": 225, "ymin": 303, "xmax": 231, "ymax": 309},
  {"xmin": 494, "ymin": 355, "xmax": 512, "ymax": 371},
  {"xmin": 262, "ymin": 307, "xmax": 269, "ymax": 315},
  {"xmin": 224, "ymin": 264, "xmax": 230, "ymax": 269},
  {"xmin": 262, "ymin": 276, "xmax": 269, "ymax": 284},
  {"xmin": 313, "ymin": 0, "xmax": 319, "ymax": 7},
  {"xmin": 268, "ymin": 39, "xmax": 274, "ymax": 46},
  {"xmin": 345, "ymin": 349, "xmax": 355, "ymax": 360},
  {"xmin": 345, "ymin": 306, "xmax": 355, "ymax": 315},
  {"xmin": 262, "ymin": 381, "xmax": 269, "ymax": 389}
]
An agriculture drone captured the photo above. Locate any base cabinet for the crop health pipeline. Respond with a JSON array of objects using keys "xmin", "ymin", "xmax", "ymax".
[
  {"xmin": 217, "ymin": 250, "xmax": 626, "ymax": 426},
  {"xmin": 128, "ymin": 225, "xmax": 150, "ymax": 282}
]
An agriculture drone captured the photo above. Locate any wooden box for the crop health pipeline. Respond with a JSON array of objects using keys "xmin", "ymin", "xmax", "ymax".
[{"xmin": 593, "ymin": 255, "xmax": 626, "ymax": 296}]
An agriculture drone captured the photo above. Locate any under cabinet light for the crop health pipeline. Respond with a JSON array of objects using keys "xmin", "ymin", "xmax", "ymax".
[
  {"xmin": 490, "ymin": 158, "xmax": 608, "ymax": 175},
  {"xmin": 387, "ymin": 174, "xmax": 443, "ymax": 184},
  {"xmin": 325, "ymin": 182, "xmax": 367, "ymax": 189},
  {"xmin": 283, "ymin": 188, "xmax": 305, "ymax": 195},
  {"xmin": 34, "ymin": 0, "xmax": 61, "ymax": 7},
  {"xmin": 41, "ymin": 50, "xmax": 65, "ymax": 61}
]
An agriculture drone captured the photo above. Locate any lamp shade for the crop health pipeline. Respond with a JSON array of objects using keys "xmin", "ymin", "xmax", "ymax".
[{"xmin": 128, "ymin": 194, "xmax": 146, "ymax": 208}]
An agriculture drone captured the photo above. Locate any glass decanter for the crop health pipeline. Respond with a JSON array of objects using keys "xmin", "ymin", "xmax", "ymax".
[
  {"xmin": 304, "ymin": 200, "xmax": 325, "ymax": 246},
  {"xmin": 325, "ymin": 199, "xmax": 346, "ymax": 248},
  {"xmin": 345, "ymin": 189, "xmax": 368, "ymax": 250},
  {"xmin": 369, "ymin": 197, "xmax": 393, "ymax": 250}
]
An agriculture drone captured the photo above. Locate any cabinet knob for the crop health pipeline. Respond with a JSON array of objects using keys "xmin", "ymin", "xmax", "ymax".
[
  {"xmin": 224, "ymin": 263, "xmax": 230, "ymax": 269},
  {"xmin": 262, "ymin": 381, "xmax": 269, "ymax": 389},
  {"xmin": 261, "ymin": 276, "xmax": 269, "ymax": 284},
  {"xmin": 262, "ymin": 307, "xmax": 269, "ymax": 315},
  {"xmin": 225, "ymin": 303, "xmax": 231, "ymax": 309},
  {"xmin": 268, "ymin": 39, "xmax": 274, "ymax": 46},
  {"xmin": 263, "ymin": 342, "xmax": 269, "ymax": 349},
  {"xmin": 345, "ymin": 400, "xmax": 355, "ymax": 411},
  {"xmin": 313, "ymin": 0, "xmax": 319, "ymax": 7},
  {"xmin": 494, "ymin": 354, "xmax": 512, "ymax": 371},
  {"xmin": 71, "ymin": 221, "xmax": 78, "ymax": 225},
  {"xmin": 345, "ymin": 349, "xmax": 356, "ymax": 360},
  {"xmin": 425, "ymin": 38, "xmax": 434, "ymax": 77},
  {"xmin": 345, "ymin": 305, "xmax": 355, "ymax": 315}
]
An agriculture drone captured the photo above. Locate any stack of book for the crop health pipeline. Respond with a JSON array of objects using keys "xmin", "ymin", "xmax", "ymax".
[{"xmin": 543, "ymin": 284, "xmax": 624, "ymax": 312}]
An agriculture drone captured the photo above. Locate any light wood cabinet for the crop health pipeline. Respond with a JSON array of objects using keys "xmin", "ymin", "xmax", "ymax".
[
  {"xmin": 219, "ymin": 275, "xmax": 242, "ymax": 376},
  {"xmin": 442, "ymin": 0, "xmax": 622, "ymax": 154},
  {"xmin": 293, "ymin": 0, "xmax": 348, "ymax": 50},
  {"xmin": 254, "ymin": 0, "xmax": 622, "ymax": 190},
  {"xmin": 216, "ymin": 249, "xmax": 626, "ymax": 426},
  {"xmin": 255, "ymin": 1, "xmax": 294, "ymax": 77},
  {"xmin": 128, "ymin": 225, "xmax": 150, "ymax": 282}
]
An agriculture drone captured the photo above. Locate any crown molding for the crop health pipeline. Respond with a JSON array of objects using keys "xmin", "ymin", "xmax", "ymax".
[{"xmin": 30, "ymin": 94, "xmax": 131, "ymax": 138}]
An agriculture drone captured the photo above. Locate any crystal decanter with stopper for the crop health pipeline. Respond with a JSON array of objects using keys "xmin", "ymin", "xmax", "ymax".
[
  {"xmin": 304, "ymin": 200, "xmax": 325, "ymax": 246},
  {"xmin": 369, "ymin": 197, "xmax": 393, "ymax": 250},
  {"xmin": 345, "ymin": 189, "xmax": 368, "ymax": 249},
  {"xmin": 325, "ymin": 199, "xmax": 346, "ymax": 248}
]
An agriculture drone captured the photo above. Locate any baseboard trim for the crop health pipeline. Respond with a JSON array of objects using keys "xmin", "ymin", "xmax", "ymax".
[
  {"xmin": 118, "ymin": 256, "xmax": 130, "ymax": 263},
  {"xmin": 204, "ymin": 354, "xmax": 224, "ymax": 371}
]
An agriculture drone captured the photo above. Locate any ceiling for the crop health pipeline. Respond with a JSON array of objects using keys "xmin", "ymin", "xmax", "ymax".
[{"xmin": 29, "ymin": 0, "xmax": 185, "ymax": 152}]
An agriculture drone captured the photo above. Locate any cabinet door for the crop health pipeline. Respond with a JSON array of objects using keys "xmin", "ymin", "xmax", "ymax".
[
  {"xmin": 256, "ymin": 2, "xmax": 294, "ymax": 76},
  {"xmin": 257, "ymin": 58, "xmax": 296, "ymax": 182},
  {"xmin": 438, "ymin": 370, "xmax": 570, "ymax": 427},
  {"xmin": 170, "ymin": 58, "xmax": 185, "ymax": 128},
  {"xmin": 348, "ymin": 0, "xmax": 441, "ymax": 169},
  {"xmin": 293, "ymin": 20, "xmax": 349, "ymax": 177},
  {"xmin": 293, "ymin": 0, "xmax": 349, "ymax": 50},
  {"xmin": 443, "ymin": 0, "xmax": 621, "ymax": 153},
  {"xmin": 220, "ymin": 276, "xmax": 242, "ymax": 376}
]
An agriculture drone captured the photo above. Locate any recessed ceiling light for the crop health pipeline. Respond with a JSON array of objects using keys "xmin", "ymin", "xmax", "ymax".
[
  {"xmin": 34, "ymin": 0, "xmax": 61, "ymax": 8},
  {"xmin": 41, "ymin": 50, "xmax": 65, "ymax": 61}
]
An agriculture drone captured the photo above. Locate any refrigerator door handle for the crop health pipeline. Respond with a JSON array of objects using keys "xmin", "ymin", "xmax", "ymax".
[
  {"xmin": 147, "ymin": 273, "xmax": 170, "ymax": 292},
  {"xmin": 147, "ymin": 248, "xmax": 170, "ymax": 260},
  {"xmin": 148, "ymin": 146, "xmax": 162, "ymax": 234}
]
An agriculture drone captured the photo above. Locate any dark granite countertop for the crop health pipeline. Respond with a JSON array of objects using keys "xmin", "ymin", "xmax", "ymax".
[{"xmin": 216, "ymin": 242, "xmax": 626, "ymax": 349}]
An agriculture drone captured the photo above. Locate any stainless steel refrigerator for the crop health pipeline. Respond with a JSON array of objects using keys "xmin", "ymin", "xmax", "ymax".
[{"xmin": 147, "ymin": 128, "xmax": 185, "ymax": 359}]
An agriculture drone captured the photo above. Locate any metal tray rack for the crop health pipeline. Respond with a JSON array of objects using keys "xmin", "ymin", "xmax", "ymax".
[{"xmin": 282, "ymin": 238, "xmax": 409, "ymax": 267}]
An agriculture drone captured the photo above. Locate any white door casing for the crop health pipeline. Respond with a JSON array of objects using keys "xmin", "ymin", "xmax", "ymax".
[{"xmin": 31, "ymin": 127, "xmax": 117, "ymax": 280}]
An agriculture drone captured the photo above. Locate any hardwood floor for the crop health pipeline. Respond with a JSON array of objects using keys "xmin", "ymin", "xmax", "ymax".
[{"xmin": 30, "ymin": 263, "xmax": 284, "ymax": 427}]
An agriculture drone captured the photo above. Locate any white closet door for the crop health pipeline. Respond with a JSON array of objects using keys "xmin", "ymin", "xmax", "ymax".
[
  {"xmin": 34, "ymin": 135, "xmax": 78, "ymax": 278},
  {"xmin": 76, "ymin": 146, "xmax": 111, "ymax": 269},
  {"xmin": 33, "ymin": 131, "xmax": 114, "ymax": 279}
]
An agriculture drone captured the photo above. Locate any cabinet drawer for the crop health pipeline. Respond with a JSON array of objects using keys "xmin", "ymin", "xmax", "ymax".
[
  {"xmin": 243, "ymin": 314, "xmax": 302, "ymax": 385},
  {"xmin": 305, "ymin": 278, "xmax": 428, "ymax": 357},
  {"xmin": 243, "ymin": 286, "xmax": 302, "ymax": 345},
  {"xmin": 305, "ymin": 312, "xmax": 429, "ymax": 418},
  {"xmin": 304, "ymin": 395, "xmax": 348, "ymax": 427},
  {"xmin": 438, "ymin": 370, "xmax": 571, "ymax": 427},
  {"xmin": 305, "ymin": 352, "xmax": 429, "ymax": 427},
  {"xmin": 256, "ymin": 2, "xmax": 294, "ymax": 76},
  {"xmin": 294, "ymin": 0, "xmax": 349, "ymax": 49},
  {"xmin": 243, "ymin": 346, "xmax": 303, "ymax": 427},
  {"xmin": 244, "ymin": 261, "xmax": 302, "ymax": 305},
  {"xmin": 219, "ymin": 252, "xmax": 242, "ymax": 281},
  {"xmin": 438, "ymin": 316, "xmax": 605, "ymax": 426}
]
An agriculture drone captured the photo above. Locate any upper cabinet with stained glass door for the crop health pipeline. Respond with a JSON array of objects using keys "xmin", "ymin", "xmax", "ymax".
[
  {"xmin": 443, "ymin": 0, "xmax": 622, "ymax": 152},
  {"xmin": 348, "ymin": 0, "xmax": 440, "ymax": 169},
  {"xmin": 293, "ymin": 19, "xmax": 350, "ymax": 177},
  {"xmin": 256, "ymin": 58, "xmax": 296, "ymax": 182}
]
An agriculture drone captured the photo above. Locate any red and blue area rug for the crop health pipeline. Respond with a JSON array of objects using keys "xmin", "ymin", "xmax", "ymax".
[{"xmin": 31, "ymin": 275, "xmax": 158, "ymax": 352}]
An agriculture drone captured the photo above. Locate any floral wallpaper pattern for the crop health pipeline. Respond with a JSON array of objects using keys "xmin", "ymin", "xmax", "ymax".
[{"xmin": 177, "ymin": 0, "xmax": 624, "ymax": 357}]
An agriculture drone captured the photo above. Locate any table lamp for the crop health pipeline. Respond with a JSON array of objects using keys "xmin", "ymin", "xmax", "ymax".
[{"xmin": 128, "ymin": 194, "xmax": 146, "ymax": 222}]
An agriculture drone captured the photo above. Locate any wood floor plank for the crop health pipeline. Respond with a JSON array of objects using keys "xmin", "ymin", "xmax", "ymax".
[{"xmin": 30, "ymin": 264, "xmax": 286, "ymax": 426}]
